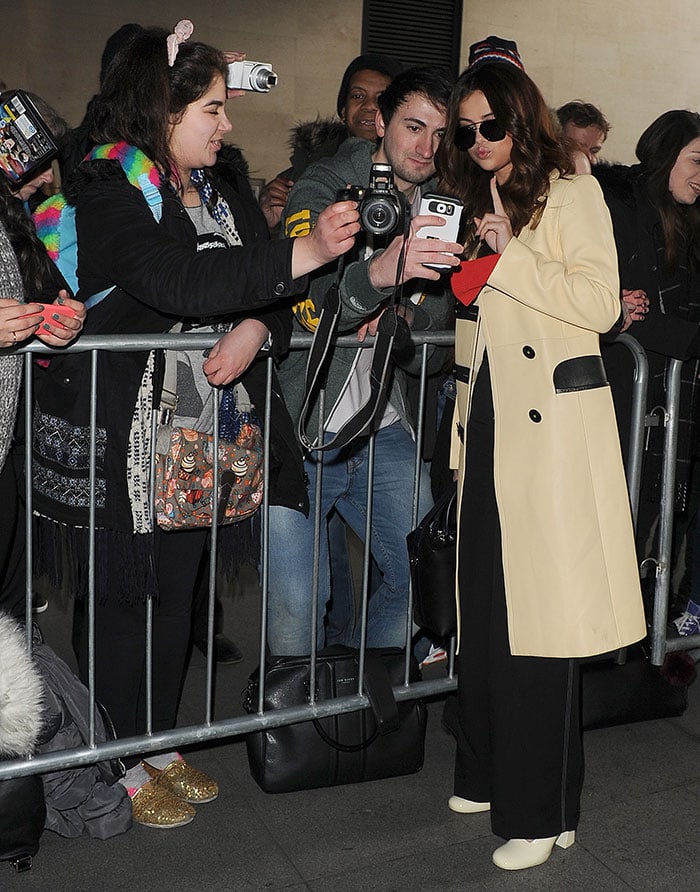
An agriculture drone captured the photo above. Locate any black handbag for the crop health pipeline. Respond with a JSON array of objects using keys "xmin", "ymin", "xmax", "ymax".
[
  {"xmin": 407, "ymin": 482, "xmax": 457, "ymax": 640},
  {"xmin": 244, "ymin": 646, "xmax": 427, "ymax": 793}
]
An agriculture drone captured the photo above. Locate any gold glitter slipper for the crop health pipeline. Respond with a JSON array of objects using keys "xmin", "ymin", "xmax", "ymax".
[
  {"xmin": 142, "ymin": 758, "xmax": 219, "ymax": 804},
  {"xmin": 130, "ymin": 780, "xmax": 195, "ymax": 829}
]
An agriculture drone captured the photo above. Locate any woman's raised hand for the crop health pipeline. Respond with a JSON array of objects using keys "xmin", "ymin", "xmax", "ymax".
[
  {"xmin": 290, "ymin": 199, "xmax": 360, "ymax": 278},
  {"xmin": 474, "ymin": 176, "xmax": 513, "ymax": 254}
]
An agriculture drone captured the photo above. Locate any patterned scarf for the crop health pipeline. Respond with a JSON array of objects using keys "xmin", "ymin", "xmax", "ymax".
[
  {"xmin": 185, "ymin": 168, "xmax": 250, "ymax": 440},
  {"xmin": 189, "ymin": 167, "xmax": 242, "ymax": 247}
]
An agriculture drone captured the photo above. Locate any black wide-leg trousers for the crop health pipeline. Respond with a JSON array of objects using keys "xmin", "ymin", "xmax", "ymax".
[{"xmin": 454, "ymin": 361, "xmax": 583, "ymax": 840}]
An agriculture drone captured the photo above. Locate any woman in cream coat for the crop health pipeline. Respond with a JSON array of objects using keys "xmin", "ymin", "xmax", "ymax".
[{"xmin": 437, "ymin": 62, "xmax": 645, "ymax": 871}]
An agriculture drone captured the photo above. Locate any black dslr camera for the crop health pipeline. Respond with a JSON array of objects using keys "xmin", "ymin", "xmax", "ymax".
[{"xmin": 337, "ymin": 163, "xmax": 405, "ymax": 238}]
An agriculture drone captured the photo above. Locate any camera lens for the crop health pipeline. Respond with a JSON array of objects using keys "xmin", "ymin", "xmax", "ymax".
[
  {"xmin": 361, "ymin": 198, "xmax": 399, "ymax": 236},
  {"xmin": 252, "ymin": 70, "xmax": 278, "ymax": 90}
]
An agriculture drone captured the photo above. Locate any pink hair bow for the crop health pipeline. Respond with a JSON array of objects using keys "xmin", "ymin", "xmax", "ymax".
[{"xmin": 167, "ymin": 19, "xmax": 194, "ymax": 67}]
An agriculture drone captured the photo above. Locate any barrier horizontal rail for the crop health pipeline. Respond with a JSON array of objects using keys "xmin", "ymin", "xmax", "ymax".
[
  {"xmin": 8, "ymin": 329, "xmax": 457, "ymax": 354},
  {"xmin": 0, "ymin": 675, "xmax": 453, "ymax": 781}
]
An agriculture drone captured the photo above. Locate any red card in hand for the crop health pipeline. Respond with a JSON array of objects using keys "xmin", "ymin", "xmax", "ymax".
[
  {"xmin": 20, "ymin": 304, "xmax": 78, "ymax": 328},
  {"xmin": 451, "ymin": 254, "xmax": 500, "ymax": 306}
]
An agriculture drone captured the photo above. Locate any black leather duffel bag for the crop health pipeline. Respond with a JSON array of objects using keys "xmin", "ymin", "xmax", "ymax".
[{"xmin": 244, "ymin": 646, "xmax": 427, "ymax": 793}]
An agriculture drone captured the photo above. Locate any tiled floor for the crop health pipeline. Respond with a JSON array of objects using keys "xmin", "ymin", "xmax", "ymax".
[{"xmin": 4, "ymin": 569, "xmax": 700, "ymax": 891}]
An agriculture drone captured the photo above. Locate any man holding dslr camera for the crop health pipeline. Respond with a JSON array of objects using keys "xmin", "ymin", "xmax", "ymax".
[{"xmin": 267, "ymin": 66, "xmax": 459, "ymax": 656}]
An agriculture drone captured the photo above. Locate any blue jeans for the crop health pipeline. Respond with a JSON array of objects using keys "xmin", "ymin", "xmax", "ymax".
[{"xmin": 267, "ymin": 423, "xmax": 432, "ymax": 654}]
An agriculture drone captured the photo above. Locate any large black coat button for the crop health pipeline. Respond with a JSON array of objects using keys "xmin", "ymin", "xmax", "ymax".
[
  {"xmin": 274, "ymin": 282, "xmax": 286, "ymax": 295},
  {"xmin": 529, "ymin": 409, "xmax": 542, "ymax": 423},
  {"xmin": 522, "ymin": 345, "xmax": 535, "ymax": 358}
]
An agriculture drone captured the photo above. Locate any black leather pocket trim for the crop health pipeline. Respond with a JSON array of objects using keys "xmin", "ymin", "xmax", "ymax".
[
  {"xmin": 453, "ymin": 364, "xmax": 470, "ymax": 384},
  {"xmin": 455, "ymin": 303, "xmax": 479, "ymax": 321},
  {"xmin": 553, "ymin": 355, "xmax": 608, "ymax": 393}
]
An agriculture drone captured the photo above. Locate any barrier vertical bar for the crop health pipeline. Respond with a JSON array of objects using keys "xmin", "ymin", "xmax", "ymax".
[
  {"xmin": 23, "ymin": 353, "xmax": 34, "ymax": 647},
  {"xmin": 256, "ymin": 357, "xmax": 274, "ymax": 708},
  {"xmin": 650, "ymin": 358, "xmax": 682, "ymax": 665},
  {"xmin": 614, "ymin": 333, "xmax": 649, "ymax": 525},
  {"xmin": 356, "ymin": 430, "xmax": 376, "ymax": 687},
  {"xmin": 87, "ymin": 348, "xmax": 99, "ymax": 746}
]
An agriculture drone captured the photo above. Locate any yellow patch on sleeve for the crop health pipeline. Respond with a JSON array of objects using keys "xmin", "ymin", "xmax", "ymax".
[
  {"xmin": 285, "ymin": 209, "xmax": 313, "ymax": 239},
  {"xmin": 292, "ymin": 298, "xmax": 320, "ymax": 332}
]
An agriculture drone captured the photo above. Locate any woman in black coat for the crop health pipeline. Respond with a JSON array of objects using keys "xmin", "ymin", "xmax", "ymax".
[
  {"xmin": 31, "ymin": 25, "xmax": 357, "ymax": 827},
  {"xmin": 595, "ymin": 111, "xmax": 700, "ymax": 572}
]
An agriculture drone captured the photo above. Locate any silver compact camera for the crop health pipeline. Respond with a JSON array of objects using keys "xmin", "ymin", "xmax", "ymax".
[{"xmin": 226, "ymin": 61, "xmax": 278, "ymax": 92}]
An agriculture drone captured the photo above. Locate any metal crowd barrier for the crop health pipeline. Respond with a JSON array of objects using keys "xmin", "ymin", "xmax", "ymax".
[
  {"xmin": 0, "ymin": 329, "xmax": 456, "ymax": 781},
  {"xmin": 613, "ymin": 334, "xmax": 700, "ymax": 665},
  {"xmin": 644, "ymin": 356, "xmax": 700, "ymax": 664},
  {"xmin": 1, "ymin": 329, "xmax": 697, "ymax": 782}
]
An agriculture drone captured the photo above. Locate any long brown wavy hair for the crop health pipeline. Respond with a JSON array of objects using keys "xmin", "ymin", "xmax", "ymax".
[
  {"xmin": 635, "ymin": 110, "xmax": 700, "ymax": 271},
  {"xmin": 436, "ymin": 64, "xmax": 573, "ymax": 255}
]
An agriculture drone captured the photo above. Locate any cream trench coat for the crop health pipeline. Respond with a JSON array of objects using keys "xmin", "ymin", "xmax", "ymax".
[{"xmin": 451, "ymin": 173, "xmax": 646, "ymax": 658}]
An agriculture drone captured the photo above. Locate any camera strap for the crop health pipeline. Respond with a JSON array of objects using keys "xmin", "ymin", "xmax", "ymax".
[{"xmin": 297, "ymin": 255, "xmax": 405, "ymax": 454}]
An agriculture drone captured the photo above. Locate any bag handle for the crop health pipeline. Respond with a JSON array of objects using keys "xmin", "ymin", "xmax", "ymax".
[{"xmin": 311, "ymin": 651, "xmax": 400, "ymax": 752}]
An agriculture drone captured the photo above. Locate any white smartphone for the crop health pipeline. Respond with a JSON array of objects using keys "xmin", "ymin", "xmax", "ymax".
[{"xmin": 416, "ymin": 193, "xmax": 464, "ymax": 269}]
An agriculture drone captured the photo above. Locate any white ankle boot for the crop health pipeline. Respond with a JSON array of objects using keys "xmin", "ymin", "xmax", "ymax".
[
  {"xmin": 447, "ymin": 795, "xmax": 490, "ymax": 814},
  {"xmin": 492, "ymin": 830, "xmax": 575, "ymax": 870}
]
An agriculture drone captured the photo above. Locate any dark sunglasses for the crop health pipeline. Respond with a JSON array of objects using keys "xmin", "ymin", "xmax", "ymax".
[{"xmin": 454, "ymin": 119, "xmax": 507, "ymax": 151}]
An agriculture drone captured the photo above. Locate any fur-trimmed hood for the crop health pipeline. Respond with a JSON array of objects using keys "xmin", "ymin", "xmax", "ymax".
[
  {"xmin": 0, "ymin": 614, "xmax": 45, "ymax": 757},
  {"xmin": 282, "ymin": 117, "xmax": 348, "ymax": 180}
]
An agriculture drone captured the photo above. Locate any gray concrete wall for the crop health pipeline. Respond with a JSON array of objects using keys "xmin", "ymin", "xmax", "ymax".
[{"xmin": 1, "ymin": 1, "xmax": 697, "ymax": 180}]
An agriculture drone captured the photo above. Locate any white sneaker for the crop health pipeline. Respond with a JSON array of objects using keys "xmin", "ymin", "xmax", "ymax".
[{"xmin": 673, "ymin": 600, "xmax": 700, "ymax": 637}]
